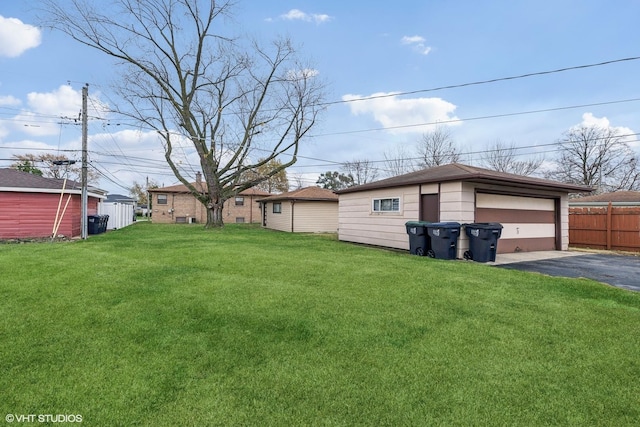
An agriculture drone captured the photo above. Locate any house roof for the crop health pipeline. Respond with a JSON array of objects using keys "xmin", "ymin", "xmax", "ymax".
[
  {"xmin": 0, "ymin": 168, "xmax": 82, "ymax": 190},
  {"xmin": 258, "ymin": 186, "xmax": 338, "ymax": 202},
  {"xmin": 105, "ymin": 194, "xmax": 136, "ymax": 203},
  {"xmin": 149, "ymin": 181, "xmax": 271, "ymax": 197},
  {"xmin": 335, "ymin": 163, "xmax": 594, "ymax": 194},
  {"xmin": 571, "ymin": 190, "xmax": 640, "ymax": 203}
]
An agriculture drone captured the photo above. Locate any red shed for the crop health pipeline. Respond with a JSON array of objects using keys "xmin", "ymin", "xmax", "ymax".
[{"xmin": 0, "ymin": 169, "xmax": 106, "ymax": 239}]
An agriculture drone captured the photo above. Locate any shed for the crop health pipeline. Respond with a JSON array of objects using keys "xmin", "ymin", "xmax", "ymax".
[
  {"xmin": 336, "ymin": 163, "xmax": 592, "ymax": 257},
  {"xmin": 0, "ymin": 168, "xmax": 106, "ymax": 239},
  {"xmin": 258, "ymin": 187, "xmax": 338, "ymax": 233}
]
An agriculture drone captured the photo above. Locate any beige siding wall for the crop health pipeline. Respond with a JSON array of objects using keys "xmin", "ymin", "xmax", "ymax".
[
  {"xmin": 560, "ymin": 194, "xmax": 569, "ymax": 250},
  {"xmin": 263, "ymin": 201, "xmax": 292, "ymax": 232},
  {"xmin": 339, "ymin": 181, "xmax": 571, "ymax": 257},
  {"xmin": 339, "ymin": 185, "xmax": 420, "ymax": 250},
  {"xmin": 438, "ymin": 182, "xmax": 475, "ymax": 257},
  {"xmin": 293, "ymin": 201, "xmax": 338, "ymax": 233}
]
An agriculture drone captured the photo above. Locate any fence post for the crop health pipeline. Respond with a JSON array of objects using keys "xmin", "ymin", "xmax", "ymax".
[{"xmin": 606, "ymin": 202, "xmax": 612, "ymax": 250}]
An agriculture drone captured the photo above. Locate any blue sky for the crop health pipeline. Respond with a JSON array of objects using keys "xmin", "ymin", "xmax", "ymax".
[{"xmin": 1, "ymin": 1, "xmax": 639, "ymax": 194}]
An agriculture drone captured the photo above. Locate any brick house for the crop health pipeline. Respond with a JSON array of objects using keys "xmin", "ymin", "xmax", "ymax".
[{"xmin": 148, "ymin": 173, "xmax": 270, "ymax": 224}]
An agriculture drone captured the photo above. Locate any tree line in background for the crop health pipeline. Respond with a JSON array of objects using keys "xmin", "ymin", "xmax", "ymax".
[
  {"xmin": 315, "ymin": 124, "xmax": 640, "ymax": 193},
  {"xmin": 11, "ymin": 122, "xmax": 638, "ymax": 199}
]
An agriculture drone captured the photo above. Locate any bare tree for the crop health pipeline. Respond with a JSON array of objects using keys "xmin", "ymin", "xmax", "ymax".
[
  {"xmin": 342, "ymin": 159, "xmax": 379, "ymax": 185},
  {"xmin": 480, "ymin": 140, "xmax": 543, "ymax": 176},
  {"xmin": 416, "ymin": 125, "xmax": 460, "ymax": 168},
  {"xmin": 42, "ymin": 0, "xmax": 325, "ymax": 227},
  {"xmin": 11, "ymin": 153, "xmax": 100, "ymax": 184},
  {"xmin": 383, "ymin": 144, "xmax": 416, "ymax": 177},
  {"xmin": 289, "ymin": 172, "xmax": 307, "ymax": 190},
  {"xmin": 545, "ymin": 125, "xmax": 640, "ymax": 193}
]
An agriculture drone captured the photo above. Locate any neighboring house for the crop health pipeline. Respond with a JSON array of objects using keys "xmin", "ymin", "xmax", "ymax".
[
  {"xmin": 148, "ymin": 173, "xmax": 270, "ymax": 224},
  {"xmin": 99, "ymin": 194, "xmax": 136, "ymax": 230},
  {"xmin": 259, "ymin": 187, "xmax": 338, "ymax": 233},
  {"xmin": 0, "ymin": 168, "xmax": 106, "ymax": 239},
  {"xmin": 336, "ymin": 163, "xmax": 593, "ymax": 257},
  {"xmin": 569, "ymin": 191, "xmax": 640, "ymax": 252}
]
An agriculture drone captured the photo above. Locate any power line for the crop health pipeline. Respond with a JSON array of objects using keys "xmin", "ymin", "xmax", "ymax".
[
  {"xmin": 323, "ymin": 56, "xmax": 640, "ymax": 106},
  {"xmin": 310, "ymin": 97, "xmax": 640, "ymax": 137}
]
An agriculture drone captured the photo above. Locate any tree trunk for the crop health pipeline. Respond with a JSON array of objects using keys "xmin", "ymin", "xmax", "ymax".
[{"xmin": 205, "ymin": 201, "xmax": 224, "ymax": 228}]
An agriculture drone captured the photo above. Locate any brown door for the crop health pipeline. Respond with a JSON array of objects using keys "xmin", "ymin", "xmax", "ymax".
[{"xmin": 421, "ymin": 194, "xmax": 439, "ymax": 222}]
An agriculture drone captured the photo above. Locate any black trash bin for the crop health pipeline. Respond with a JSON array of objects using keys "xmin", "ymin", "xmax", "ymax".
[
  {"xmin": 463, "ymin": 223, "xmax": 503, "ymax": 262},
  {"xmin": 405, "ymin": 221, "xmax": 431, "ymax": 256},
  {"xmin": 101, "ymin": 215, "xmax": 109, "ymax": 233},
  {"xmin": 87, "ymin": 215, "xmax": 100, "ymax": 235},
  {"xmin": 425, "ymin": 222, "xmax": 461, "ymax": 259}
]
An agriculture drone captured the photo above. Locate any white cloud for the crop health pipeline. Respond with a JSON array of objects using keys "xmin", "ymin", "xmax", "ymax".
[
  {"xmin": 11, "ymin": 85, "xmax": 110, "ymax": 137},
  {"xmin": 0, "ymin": 16, "xmax": 41, "ymax": 58},
  {"xmin": 280, "ymin": 9, "xmax": 332, "ymax": 24},
  {"xmin": 286, "ymin": 68, "xmax": 320, "ymax": 80},
  {"xmin": 0, "ymin": 95, "xmax": 21, "ymax": 106},
  {"xmin": 577, "ymin": 112, "xmax": 636, "ymax": 147},
  {"xmin": 401, "ymin": 34, "xmax": 432, "ymax": 55},
  {"xmin": 342, "ymin": 92, "xmax": 460, "ymax": 134}
]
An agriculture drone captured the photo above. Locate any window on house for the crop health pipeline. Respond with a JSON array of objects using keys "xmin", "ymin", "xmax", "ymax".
[
  {"xmin": 372, "ymin": 197, "xmax": 400, "ymax": 212},
  {"xmin": 236, "ymin": 217, "xmax": 245, "ymax": 223},
  {"xmin": 157, "ymin": 194, "xmax": 168, "ymax": 205},
  {"xmin": 235, "ymin": 197, "xmax": 244, "ymax": 206},
  {"xmin": 273, "ymin": 202, "xmax": 282, "ymax": 214}
]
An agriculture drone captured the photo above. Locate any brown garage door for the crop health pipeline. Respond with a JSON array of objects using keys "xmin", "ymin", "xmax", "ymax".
[{"xmin": 475, "ymin": 193, "xmax": 558, "ymax": 253}]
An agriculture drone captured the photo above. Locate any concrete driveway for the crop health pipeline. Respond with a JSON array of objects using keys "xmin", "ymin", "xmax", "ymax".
[{"xmin": 491, "ymin": 251, "xmax": 640, "ymax": 292}]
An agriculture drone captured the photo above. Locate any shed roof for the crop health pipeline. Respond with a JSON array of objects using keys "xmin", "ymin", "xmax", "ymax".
[
  {"xmin": 571, "ymin": 190, "xmax": 640, "ymax": 203},
  {"xmin": 0, "ymin": 168, "xmax": 106, "ymax": 198},
  {"xmin": 258, "ymin": 186, "xmax": 337, "ymax": 202},
  {"xmin": 335, "ymin": 163, "xmax": 593, "ymax": 194},
  {"xmin": 0, "ymin": 168, "xmax": 82, "ymax": 190}
]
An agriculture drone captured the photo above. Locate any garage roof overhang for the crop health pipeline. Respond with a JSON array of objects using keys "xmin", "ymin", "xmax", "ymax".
[{"xmin": 335, "ymin": 163, "xmax": 594, "ymax": 195}]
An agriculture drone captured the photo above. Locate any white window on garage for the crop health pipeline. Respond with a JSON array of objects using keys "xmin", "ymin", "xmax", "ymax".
[{"xmin": 372, "ymin": 197, "xmax": 400, "ymax": 212}]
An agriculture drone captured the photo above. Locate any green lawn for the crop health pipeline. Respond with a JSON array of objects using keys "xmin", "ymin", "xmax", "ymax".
[{"xmin": 1, "ymin": 223, "xmax": 639, "ymax": 426}]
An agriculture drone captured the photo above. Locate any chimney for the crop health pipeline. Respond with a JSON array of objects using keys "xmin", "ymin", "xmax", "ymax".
[{"xmin": 196, "ymin": 172, "xmax": 202, "ymax": 184}]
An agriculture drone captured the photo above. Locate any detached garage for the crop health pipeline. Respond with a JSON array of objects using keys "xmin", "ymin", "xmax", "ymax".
[
  {"xmin": 336, "ymin": 163, "xmax": 592, "ymax": 257},
  {"xmin": 259, "ymin": 187, "xmax": 338, "ymax": 233}
]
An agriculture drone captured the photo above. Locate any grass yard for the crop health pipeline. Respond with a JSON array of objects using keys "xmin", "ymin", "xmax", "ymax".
[{"xmin": 1, "ymin": 223, "xmax": 639, "ymax": 426}]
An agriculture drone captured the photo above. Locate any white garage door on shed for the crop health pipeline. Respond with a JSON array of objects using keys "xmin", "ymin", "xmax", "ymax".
[{"xmin": 475, "ymin": 193, "xmax": 558, "ymax": 253}]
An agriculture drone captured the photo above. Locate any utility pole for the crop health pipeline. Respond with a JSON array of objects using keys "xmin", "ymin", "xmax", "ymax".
[{"xmin": 81, "ymin": 84, "xmax": 89, "ymax": 239}]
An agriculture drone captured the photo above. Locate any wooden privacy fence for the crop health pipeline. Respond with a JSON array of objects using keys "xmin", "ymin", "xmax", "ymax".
[{"xmin": 569, "ymin": 203, "xmax": 640, "ymax": 252}]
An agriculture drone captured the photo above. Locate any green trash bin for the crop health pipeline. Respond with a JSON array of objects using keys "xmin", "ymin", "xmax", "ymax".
[
  {"xmin": 425, "ymin": 222, "xmax": 461, "ymax": 259},
  {"xmin": 463, "ymin": 223, "xmax": 503, "ymax": 262},
  {"xmin": 405, "ymin": 221, "xmax": 431, "ymax": 256}
]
